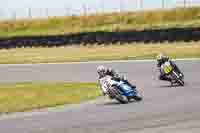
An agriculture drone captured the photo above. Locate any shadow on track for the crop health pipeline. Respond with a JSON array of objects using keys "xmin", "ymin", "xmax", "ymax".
[
  {"xmin": 158, "ymin": 83, "xmax": 187, "ymax": 88},
  {"xmin": 101, "ymin": 99, "xmax": 140, "ymax": 106}
]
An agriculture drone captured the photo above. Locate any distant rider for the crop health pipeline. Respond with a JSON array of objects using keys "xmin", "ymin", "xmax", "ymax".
[
  {"xmin": 156, "ymin": 53, "xmax": 184, "ymax": 82},
  {"xmin": 97, "ymin": 65, "xmax": 136, "ymax": 95}
]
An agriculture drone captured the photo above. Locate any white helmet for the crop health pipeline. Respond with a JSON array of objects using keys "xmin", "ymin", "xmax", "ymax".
[{"xmin": 97, "ymin": 65, "xmax": 106, "ymax": 77}]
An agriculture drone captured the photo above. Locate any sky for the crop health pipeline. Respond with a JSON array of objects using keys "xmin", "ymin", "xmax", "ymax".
[{"xmin": 0, "ymin": 0, "xmax": 199, "ymax": 20}]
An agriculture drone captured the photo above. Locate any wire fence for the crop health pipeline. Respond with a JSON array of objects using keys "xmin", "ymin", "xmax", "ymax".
[{"xmin": 0, "ymin": 0, "xmax": 200, "ymax": 20}]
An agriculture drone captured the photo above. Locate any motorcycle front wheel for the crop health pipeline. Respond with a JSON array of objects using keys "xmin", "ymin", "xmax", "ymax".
[
  {"xmin": 109, "ymin": 86, "xmax": 129, "ymax": 104},
  {"xmin": 171, "ymin": 71, "xmax": 184, "ymax": 86}
]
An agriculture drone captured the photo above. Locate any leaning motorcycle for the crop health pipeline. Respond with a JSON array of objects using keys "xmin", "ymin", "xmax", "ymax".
[
  {"xmin": 161, "ymin": 61, "xmax": 184, "ymax": 86},
  {"xmin": 99, "ymin": 75, "xmax": 142, "ymax": 104}
]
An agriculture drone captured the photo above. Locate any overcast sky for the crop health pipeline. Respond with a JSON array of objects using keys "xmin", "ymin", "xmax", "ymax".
[{"xmin": 0, "ymin": 0, "xmax": 199, "ymax": 19}]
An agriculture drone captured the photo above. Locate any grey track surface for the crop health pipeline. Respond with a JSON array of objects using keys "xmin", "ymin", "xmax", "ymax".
[{"xmin": 0, "ymin": 60, "xmax": 200, "ymax": 133}]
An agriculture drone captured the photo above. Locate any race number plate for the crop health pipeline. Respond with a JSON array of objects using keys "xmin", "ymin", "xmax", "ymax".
[{"xmin": 163, "ymin": 65, "xmax": 172, "ymax": 74}]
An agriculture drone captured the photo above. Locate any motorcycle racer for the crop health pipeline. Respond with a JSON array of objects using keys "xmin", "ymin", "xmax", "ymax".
[
  {"xmin": 156, "ymin": 53, "xmax": 184, "ymax": 82},
  {"xmin": 97, "ymin": 65, "xmax": 136, "ymax": 95}
]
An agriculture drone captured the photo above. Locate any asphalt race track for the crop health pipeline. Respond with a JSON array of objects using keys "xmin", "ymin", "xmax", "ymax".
[{"xmin": 0, "ymin": 59, "xmax": 200, "ymax": 133}]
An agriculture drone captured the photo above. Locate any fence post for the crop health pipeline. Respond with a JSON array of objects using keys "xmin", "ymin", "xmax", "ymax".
[
  {"xmin": 12, "ymin": 11, "xmax": 16, "ymax": 20},
  {"xmin": 0, "ymin": 9, "xmax": 3, "ymax": 20},
  {"xmin": 28, "ymin": 8, "xmax": 32, "ymax": 18},
  {"xmin": 162, "ymin": 0, "xmax": 165, "ymax": 9},
  {"xmin": 184, "ymin": 0, "xmax": 186, "ymax": 8},
  {"xmin": 119, "ymin": 0, "xmax": 123, "ymax": 25},
  {"xmin": 65, "ymin": 7, "xmax": 70, "ymax": 16},
  {"xmin": 82, "ymin": 4, "xmax": 87, "ymax": 16},
  {"xmin": 82, "ymin": 4, "xmax": 88, "ymax": 27},
  {"xmin": 101, "ymin": 0, "xmax": 104, "ymax": 13},
  {"xmin": 45, "ymin": 8, "xmax": 49, "ymax": 17},
  {"xmin": 140, "ymin": 0, "xmax": 143, "ymax": 9},
  {"xmin": 119, "ymin": 0, "xmax": 123, "ymax": 12}
]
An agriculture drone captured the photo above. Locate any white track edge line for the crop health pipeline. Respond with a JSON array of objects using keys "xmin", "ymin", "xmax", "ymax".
[{"xmin": 1, "ymin": 58, "xmax": 200, "ymax": 66}]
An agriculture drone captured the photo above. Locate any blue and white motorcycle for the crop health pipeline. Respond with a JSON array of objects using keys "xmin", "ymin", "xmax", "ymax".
[{"xmin": 99, "ymin": 75, "xmax": 142, "ymax": 104}]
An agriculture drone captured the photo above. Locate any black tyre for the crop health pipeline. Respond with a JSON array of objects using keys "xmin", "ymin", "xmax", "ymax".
[
  {"xmin": 131, "ymin": 87, "xmax": 143, "ymax": 101},
  {"xmin": 178, "ymin": 79, "xmax": 184, "ymax": 86},
  {"xmin": 109, "ymin": 86, "xmax": 128, "ymax": 104},
  {"xmin": 132, "ymin": 95, "xmax": 143, "ymax": 101},
  {"xmin": 172, "ymin": 71, "xmax": 184, "ymax": 86}
]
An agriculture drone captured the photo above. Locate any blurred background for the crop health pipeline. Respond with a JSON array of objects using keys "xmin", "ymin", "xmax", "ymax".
[{"xmin": 0, "ymin": 0, "xmax": 200, "ymax": 20}]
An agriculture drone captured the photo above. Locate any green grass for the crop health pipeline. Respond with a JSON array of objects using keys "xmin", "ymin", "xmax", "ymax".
[
  {"xmin": 0, "ymin": 7, "xmax": 200, "ymax": 38},
  {"xmin": 0, "ymin": 42, "xmax": 199, "ymax": 64},
  {"xmin": 0, "ymin": 82, "xmax": 101, "ymax": 114}
]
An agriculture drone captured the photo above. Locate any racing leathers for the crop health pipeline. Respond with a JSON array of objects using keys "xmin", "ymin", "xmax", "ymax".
[
  {"xmin": 157, "ymin": 59, "xmax": 184, "ymax": 82},
  {"xmin": 98, "ymin": 68, "xmax": 136, "ymax": 95}
]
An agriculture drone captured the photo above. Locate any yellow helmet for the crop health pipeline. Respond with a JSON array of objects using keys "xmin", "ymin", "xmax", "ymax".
[{"xmin": 156, "ymin": 53, "xmax": 169, "ymax": 63}]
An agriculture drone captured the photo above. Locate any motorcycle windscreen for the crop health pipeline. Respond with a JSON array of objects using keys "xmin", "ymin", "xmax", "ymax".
[{"xmin": 119, "ymin": 83, "xmax": 137, "ymax": 97}]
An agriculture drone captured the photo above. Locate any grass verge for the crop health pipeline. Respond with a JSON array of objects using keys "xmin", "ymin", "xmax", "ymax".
[
  {"xmin": 0, "ymin": 7, "xmax": 200, "ymax": 38},
  {"xmin": 0, "ymin": 42, "xmax": 200, "ymax": 64},
  {"xmin": 0, "ymin": 82, "xmax": 100, "ymax": 114}
]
